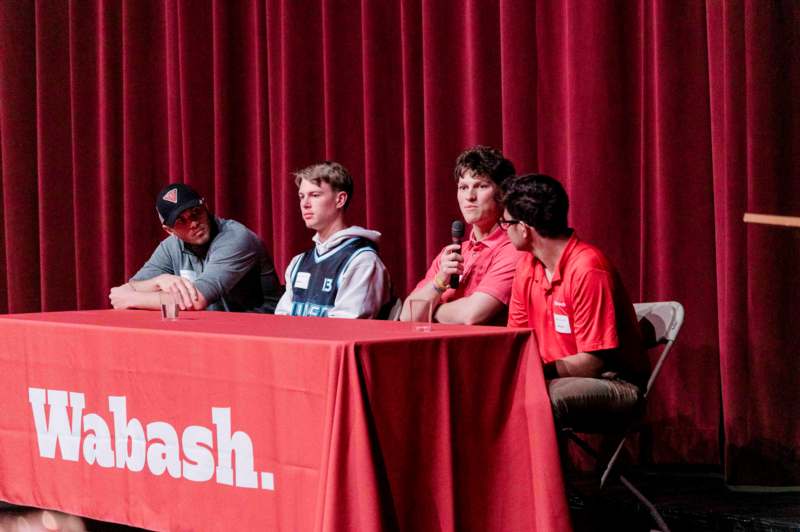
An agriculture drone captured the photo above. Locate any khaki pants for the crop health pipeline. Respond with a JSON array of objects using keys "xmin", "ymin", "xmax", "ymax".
[{"xmin": 548, "ymin": 376, "xmax": 642, "ymax": 432}]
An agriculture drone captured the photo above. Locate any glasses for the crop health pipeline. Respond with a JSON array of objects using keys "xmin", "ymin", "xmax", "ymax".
[
  {"xmin": 174, "ymin": 206, "xmax": 206, "ymax": 228},
  {"xmin": 498, "ymin": 217, "xmax": 521, "ymax": 230}
]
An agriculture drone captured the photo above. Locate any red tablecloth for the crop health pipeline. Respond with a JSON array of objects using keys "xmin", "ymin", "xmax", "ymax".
[{"xmin": 0, "ymin": 310, "xmax": 570, "ymax": 531}]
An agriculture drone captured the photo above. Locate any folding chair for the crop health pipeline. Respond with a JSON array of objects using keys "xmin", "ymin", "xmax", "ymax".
[{"xmin": 560, "ymin": 301, "xmax": 685, "ymax": 532}]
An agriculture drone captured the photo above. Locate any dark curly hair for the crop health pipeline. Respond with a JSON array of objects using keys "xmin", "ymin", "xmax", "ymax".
[
  {"xmin": 502, "ymin": 174, "xmax": 570, "ymax": 238},
  {"xmin": 453, "ymin": 145, "xmax": 516, "ymax": 187}
]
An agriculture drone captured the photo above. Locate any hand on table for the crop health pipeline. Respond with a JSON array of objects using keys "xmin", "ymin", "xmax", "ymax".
[
  {"xmin": 109, "ymin": 283, "xmax": 136, "ymax": 309},
  {"xmin": 154, "ymin": 274, "xmax": 200, "ymax": 310}
]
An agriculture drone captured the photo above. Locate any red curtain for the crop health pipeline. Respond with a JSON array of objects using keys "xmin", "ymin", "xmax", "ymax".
[
  {"xmin": 1, "ymin": 0, "xmax": 798, "ymax": 486},
  {"xmin": 706, "ymin": 1, "xmax": 800, "ymax": 486}
]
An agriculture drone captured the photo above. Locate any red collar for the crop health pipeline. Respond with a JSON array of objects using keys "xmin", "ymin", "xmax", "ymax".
[{"xmin": 465, "ymin": 224, "xmax": 506, "ymax": 250}]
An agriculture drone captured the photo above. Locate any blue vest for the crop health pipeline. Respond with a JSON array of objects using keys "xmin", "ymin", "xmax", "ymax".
[{"xmin": 288, "ymin": 237, "xmax": 378, "ymax": 317}]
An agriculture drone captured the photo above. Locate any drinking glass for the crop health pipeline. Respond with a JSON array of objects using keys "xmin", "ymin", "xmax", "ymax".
[
  {"xmin": 160, "ymin": 292, "xmax": 179, "ymax": 321},
  {"xmin": 408, "ymin": 299, "xmax": 432, "ymax": 332}
]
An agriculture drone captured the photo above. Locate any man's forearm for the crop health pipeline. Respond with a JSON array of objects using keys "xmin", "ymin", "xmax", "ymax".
[
  {"xmin": 128, "ymin": 291, "xmax": 163, "ymax": 310},
  {"xmin": 433, "ymin": 298, "xmax": 482, "ymax": 324},
  {"xmin": 400, "ymin": 282, "xmax": 442, "ymax": 321},
  {"xmin": 131, "ymin": 274, "xmax": 208, "ymax": 310},
  {"xmin": 129, "ymin": 278, "xmax": 161, "ymax": 292},
  {"xmin": 109, "ymin": 283, "xmax": 162, "ymax": 310},
  {"xmin": 434, "ymin": 291, "xmax": 503, "ymax": 325}
]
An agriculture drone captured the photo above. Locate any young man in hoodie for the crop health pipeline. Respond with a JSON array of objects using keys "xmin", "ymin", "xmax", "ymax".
[{"xmin": 274, "ymin": 161, "xmax": 392, "ymax": 318}]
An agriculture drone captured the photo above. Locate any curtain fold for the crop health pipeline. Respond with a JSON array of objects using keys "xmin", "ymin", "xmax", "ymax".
[
  {"xmin": 707, "ymin": 0, "xmax": 800, "ymax": 486},
  {"xmin": 1, "ymin": 0, "xmax": 798, "ymax": 485}
]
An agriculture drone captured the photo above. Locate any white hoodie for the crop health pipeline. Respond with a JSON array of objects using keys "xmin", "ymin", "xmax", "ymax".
[{"xmin": 274, "ymin": 226, "xmax": 391, "ymax": 319}]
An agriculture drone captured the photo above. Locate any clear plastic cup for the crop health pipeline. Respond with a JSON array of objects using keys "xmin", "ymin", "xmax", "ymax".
[{"xmin": 160, "ymin": 292, "xmax": 179, "ymax": 321}]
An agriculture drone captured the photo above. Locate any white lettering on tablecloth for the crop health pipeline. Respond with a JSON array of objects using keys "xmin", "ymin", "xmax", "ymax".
[{"xmin": 27, "ymin": 388, "xmax": 275, "ymax": 491}]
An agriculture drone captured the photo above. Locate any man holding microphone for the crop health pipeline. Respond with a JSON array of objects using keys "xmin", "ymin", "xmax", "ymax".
[{"xmin": 401, "ymin": 146, "xmax": 522, "ymax": 325}]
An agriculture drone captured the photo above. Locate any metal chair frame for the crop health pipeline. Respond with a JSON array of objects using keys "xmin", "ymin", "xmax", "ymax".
[{"xmin": 562, "ymin": 301, "xmax": 685, "ymax": 532}]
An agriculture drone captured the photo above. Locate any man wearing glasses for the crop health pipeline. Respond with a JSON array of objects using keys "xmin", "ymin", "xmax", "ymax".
[
  {"xmin": 109, "ymin": 183, "xmax": 283, "ymax": 312},
  {"xmin": 400, "ymin": 145, "xmax": 523, "ymax": 325},
  {"xmin": 501, "ymin": 174, "xmax": 649, "ymax": 425}
]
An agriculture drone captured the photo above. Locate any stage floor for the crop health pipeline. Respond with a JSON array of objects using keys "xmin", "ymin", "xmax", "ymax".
[
  {"xmin": 3, "ymin": 467, "xmax": 800, "ymax": 531},
  {"xmin": 569, "ymin": 466, "xmax": 800, "ymax": 531}
]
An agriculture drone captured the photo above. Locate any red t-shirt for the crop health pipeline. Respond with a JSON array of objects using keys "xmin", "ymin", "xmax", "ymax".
[
  {"xmin": 417, "ymin": 225, "xmax": 523, "ymax": 324},
  {"xmin": 508, "ymin": 232, "xmax": 648, "ymax": 385}
]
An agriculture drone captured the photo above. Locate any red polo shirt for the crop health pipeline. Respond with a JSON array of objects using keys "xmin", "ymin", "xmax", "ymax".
[
  {"xmin": 417, "ymin": 225, "xmax": 523, "ymax": 323},
  {"xmin": 508, "ymin": 232, "xmax": 648, "ymax": 386}
]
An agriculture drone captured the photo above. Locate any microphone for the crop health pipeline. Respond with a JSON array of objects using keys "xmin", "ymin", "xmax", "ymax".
[{"xmin": 450, "ymin": 220, "xmax": 465, "ymax": 289}]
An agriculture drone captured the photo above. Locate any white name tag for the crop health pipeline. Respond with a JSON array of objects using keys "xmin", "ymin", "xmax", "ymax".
[
  {"xmin": 179, "ymin": 270, "xmax": 197, "ymax": 283},
  {"xmin": 554, "ymin": 313, "xmax": 572, "ymax": 334},
  {"xmin": 294, "ymin": 272, "xmax": 311, "ymax": 289}
]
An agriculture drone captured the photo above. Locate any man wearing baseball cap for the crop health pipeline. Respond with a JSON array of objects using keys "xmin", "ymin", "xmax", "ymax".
[{"xmin": 109, "ymin": 183, "xmax": 283, "ymax": 312}]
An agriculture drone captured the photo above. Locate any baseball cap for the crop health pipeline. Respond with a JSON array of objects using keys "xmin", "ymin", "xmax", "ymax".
[{"xmin": 156, "ymin": 183, "xmax": 204, "ymax": 227}]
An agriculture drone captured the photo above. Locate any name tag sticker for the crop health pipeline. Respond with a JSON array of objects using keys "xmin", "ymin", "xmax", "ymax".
[
  {"xmin": 179, "ymin": 270, "xmax": 197, "ymax": 283},
  {"xmin": 554, "ymin": 313, "xmax": 571, "ymax": 334},
  {"xmin": 294, "ymin": 272, "xmax": 311, "ymax": 289}
]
